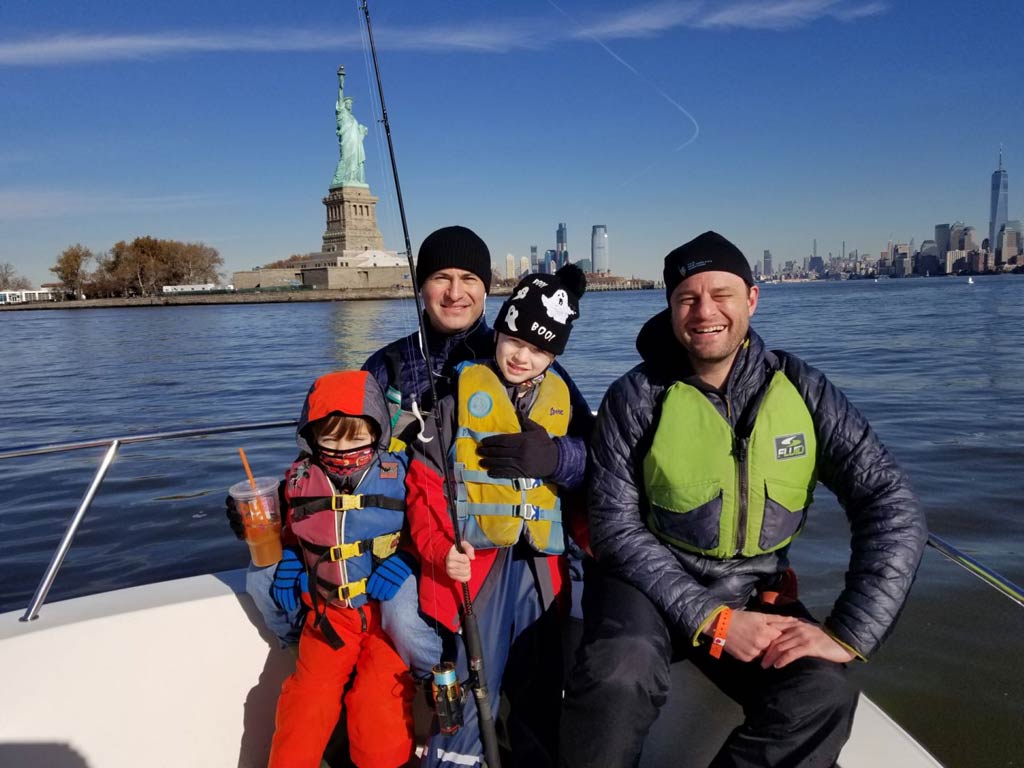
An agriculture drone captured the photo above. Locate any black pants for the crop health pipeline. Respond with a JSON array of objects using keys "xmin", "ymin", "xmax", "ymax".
[{"xmin": 560, "ymin": 570, "xmax": 857, "ymax": 768}]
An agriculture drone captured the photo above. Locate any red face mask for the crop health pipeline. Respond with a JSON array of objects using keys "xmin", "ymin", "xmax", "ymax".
[{"xmin": 316, "ymin": 443, "xmax": 375, "ymax": 477}]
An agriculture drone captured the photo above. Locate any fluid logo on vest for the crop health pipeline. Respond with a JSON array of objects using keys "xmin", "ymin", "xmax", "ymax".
[{"xmin": 774, "ymin": 433, "xmax": 806, "ymax": 460}]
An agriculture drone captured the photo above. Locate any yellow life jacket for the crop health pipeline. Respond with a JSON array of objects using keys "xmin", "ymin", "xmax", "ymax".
[{"xmin": 452, "ymin": 362, "xmax": 570, "ymax": 555}]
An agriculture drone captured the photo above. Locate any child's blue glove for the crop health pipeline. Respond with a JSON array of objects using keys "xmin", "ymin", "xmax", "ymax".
[
  {"xmin": 366, "ymin": 551, "xmax": 416, "ymax": 601},
  {"xmin": 271, "ymin": 547, "xmax": 308, "ymax": 612}
]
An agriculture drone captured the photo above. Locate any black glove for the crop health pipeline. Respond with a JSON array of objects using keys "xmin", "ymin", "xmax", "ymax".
[
  {"xmin": 477, "ymin": 415, "xmax": 559, "ymax": 480},
  {"xmin": 225, "ymin": 494, "xmax": 245, "ymax": 540}
]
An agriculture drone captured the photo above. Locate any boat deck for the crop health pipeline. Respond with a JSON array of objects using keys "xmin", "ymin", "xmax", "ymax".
[{"xmin": 0, "ymin": 571, "xmax": 941, "ymax": 767}]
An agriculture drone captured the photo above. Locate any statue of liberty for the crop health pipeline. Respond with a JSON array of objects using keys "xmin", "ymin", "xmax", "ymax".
[{"xmin": 332, "ymin": 66, "xmax": 369, "ymax": 188}]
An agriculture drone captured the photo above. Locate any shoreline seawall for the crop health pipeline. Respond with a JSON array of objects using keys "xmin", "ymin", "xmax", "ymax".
[
  {"xmin": 0, "ymin": 285, "xmax": 513, "ymax": 312},
  {"xmin": 0, "ymin": 280, "xmax": 657, "ymax": 312}
]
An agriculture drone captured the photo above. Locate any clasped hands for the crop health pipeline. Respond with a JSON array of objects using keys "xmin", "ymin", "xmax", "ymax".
[{"xmin": 711, "ymin": 610, "xmax": 857, "ymax": 669}]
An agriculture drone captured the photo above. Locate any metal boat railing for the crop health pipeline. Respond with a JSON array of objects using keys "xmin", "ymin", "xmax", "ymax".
[
  {"xmin": 1, "ymin": 420, "xmax": 296, "ymax": 622},
  {"xmin": 3, "ymin": 419, "xmax": 1023, "ymax": 620}
]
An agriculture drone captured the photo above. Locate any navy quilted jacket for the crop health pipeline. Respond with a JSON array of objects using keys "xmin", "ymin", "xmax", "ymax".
[{"xmin": 588, "ymin": 309, "xmax": 926, "ymax": 658}]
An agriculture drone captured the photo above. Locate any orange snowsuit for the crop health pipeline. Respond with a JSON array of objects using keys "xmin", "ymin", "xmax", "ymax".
[{"xmin": 268, "ymin": 599, "xmax": 414, "ymax": 768}]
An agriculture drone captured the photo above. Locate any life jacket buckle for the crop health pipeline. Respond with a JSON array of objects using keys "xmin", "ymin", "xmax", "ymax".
[
  {"xmin": 517, "ymin": 503, "xmax": 537, "ymax": 521},
  {"xmin": 332, "ymin": 494, "xmax": 363, "ymax": 511},
  {"xmin": 512, "ymin": 477, "xmax": 542, "ymax": 491},
  {"xmin": 338, "ymin": 579, "xmax": 367, "ymax": 600},
  {"xmin": 330, "ymin": 540, "xmax": 367, "ymax": 561}
]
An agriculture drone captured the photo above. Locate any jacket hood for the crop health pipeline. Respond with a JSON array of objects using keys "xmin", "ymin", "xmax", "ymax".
[
  {"xmin": 635, "ymin": 308, "xmax": 691, "ymax": 379},
  {"xmin": 296, "ymin": 370, "xmax": 392, "ymax": 454},
  {"xmin": 635, "ymin": 308, "xmax": 767, "ymax": 392}
]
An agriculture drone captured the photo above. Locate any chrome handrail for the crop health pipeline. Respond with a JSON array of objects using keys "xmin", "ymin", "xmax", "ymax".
[
  {"xmin": 926, "ymin": 533, "xmax": 1024, "ymax": 608},
  {"xmin": 0, "ymin": 420, "xmax": 297, "ymax": 460},
  {"xmin": 11, "ymin": 419, "xmax": 297, "ymax": 622}
]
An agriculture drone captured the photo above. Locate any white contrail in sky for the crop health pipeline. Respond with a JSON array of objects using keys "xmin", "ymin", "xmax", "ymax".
[
  {"xmin": 545, "ymin": 0, "xmax": 700, "ymax": 185},
  {"xmin": 0, "ymin": 2, "xmax": 887, "ymax": 66}
]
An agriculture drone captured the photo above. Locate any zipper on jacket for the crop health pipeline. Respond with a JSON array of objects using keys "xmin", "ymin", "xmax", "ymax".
[{"xmin": 734, "ymin": 435, "xmax": 750, "ymax": 555}]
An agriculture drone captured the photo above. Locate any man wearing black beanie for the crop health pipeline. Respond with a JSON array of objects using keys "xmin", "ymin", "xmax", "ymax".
[
  {"xmin": 414, "ymin": 224, "xmax": 492, "ymax": 293},
  {"xmin": 562, "ymin": 231, "xmax": 926, "ymax": 767}
]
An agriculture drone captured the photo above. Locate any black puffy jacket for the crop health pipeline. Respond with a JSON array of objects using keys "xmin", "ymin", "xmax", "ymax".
[{"xmin": 588, "ymin": 309, "xmax": 926, "ymax": 658}]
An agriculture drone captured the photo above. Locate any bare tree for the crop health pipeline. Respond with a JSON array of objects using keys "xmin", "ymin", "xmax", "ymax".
[{"xmin": 0, "ymin": 263, "xmax": 33, "ymax": 290}]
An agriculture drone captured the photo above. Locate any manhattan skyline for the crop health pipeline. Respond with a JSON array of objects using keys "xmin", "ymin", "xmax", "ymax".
[{"xmin": 1, "ymin": 0, "xmax": 1021, "ymax": 288}]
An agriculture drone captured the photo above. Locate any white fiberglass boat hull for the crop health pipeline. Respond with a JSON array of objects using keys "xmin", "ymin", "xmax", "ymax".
[{"xmin": 0, "ymin": 572, "xmax": 941, "ymax": 767}]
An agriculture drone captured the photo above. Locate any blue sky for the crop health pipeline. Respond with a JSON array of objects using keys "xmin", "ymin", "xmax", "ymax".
[{"xmin": 1, "ymin": 0, "xmax": 1019, "ymax": 287}]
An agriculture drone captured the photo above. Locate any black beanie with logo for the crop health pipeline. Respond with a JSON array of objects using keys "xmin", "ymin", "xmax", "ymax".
[
  {"xmin": 493, "ymin": 263, "xmax": 587, "ymax": 356},
  {"xmin": 414, "ymin": 225, "xmax": 492, "ymax": 292},
  {"xmin": 663, "ymin": 231, "xmax": 754, "ymax": 301}
]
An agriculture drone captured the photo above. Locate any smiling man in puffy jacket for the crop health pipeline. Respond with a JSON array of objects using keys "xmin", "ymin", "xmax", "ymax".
[{"xmin": 560, "ymin": 231, "xmax": 927, "ymax": 767}]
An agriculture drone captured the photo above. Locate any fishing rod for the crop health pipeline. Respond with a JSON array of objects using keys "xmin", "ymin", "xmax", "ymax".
[{"xmin": 357, "ymin": 2, "xmax": 502, "ymax": 766}]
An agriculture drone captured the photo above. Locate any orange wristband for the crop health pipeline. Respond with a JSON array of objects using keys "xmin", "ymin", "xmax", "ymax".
[{"xmin": 709, "ymin": 607, "xmax": 732, "ymax": 659}]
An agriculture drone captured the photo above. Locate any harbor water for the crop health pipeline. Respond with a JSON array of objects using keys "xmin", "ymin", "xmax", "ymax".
[{"xmin": 1, "ymin": 278, "xmax": 1022, "ymax": 766}]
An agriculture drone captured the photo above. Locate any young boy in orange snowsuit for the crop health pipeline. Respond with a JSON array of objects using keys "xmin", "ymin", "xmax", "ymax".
[{"xmin": 268, "ymin": 370, "xmax": 416, "ymax": 768}]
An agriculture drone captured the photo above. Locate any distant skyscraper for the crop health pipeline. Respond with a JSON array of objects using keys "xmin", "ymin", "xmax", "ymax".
[
  {"xmin": 530, "ymin": 245, "xmax": 539, "ymax": 272},
  {"xmin": 990, "ymin": 148, "xmax": 1009, "ymax": 261},
  {"xmin": 591, "ymin": 225, "xmax": 610, "ymax": 273},
  {"xmin": 556, "ymin": 223, "xmax": 568, "ymax": 268},
  {"xmin": 962, "ymin": 227, "xmax": 978, "ymax": 252},
  {"xmin": 519, "ymin": 255, "xmax": 529, "ymax": 277},
  {"xmin": 763, "ymin": 249, "xmax": 773, "ymax": 276},
  {"xmin": 505, "ymin": 253, "xmax": 515, "ymax": 280},
  {"xmin": 1000, "ymin": 221, "xmax": 1022, "ymax": 262},
  {"xmin": 935, "ymin": 224, "xmax": 951, "ymax": 259},
  {"xmin": 544, "ymin": 249, "xmax": 557, "ymax": 274},
  {"xmin": 949, "ymin": 222, "xmax": 965, "ymax": 251}
]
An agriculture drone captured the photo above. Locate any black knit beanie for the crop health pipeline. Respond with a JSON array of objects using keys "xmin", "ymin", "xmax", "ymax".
[
  {"xmin": 663, "ymin": 231, "xmax": 754, "ymax": 302},
  {"xmin": 415, "ymin": 225, "xmax": 492, "ymax": 292},
  {"xmin": 493, "ymin": 263, "xmax": 587, "ymax": 356}
]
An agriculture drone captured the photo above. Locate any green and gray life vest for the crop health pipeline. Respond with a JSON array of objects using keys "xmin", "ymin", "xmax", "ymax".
[{"xmin": 643, "ymin": 371, "xmax": 817, "ymax": 559}]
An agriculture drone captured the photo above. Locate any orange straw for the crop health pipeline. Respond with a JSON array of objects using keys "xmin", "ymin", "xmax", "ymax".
[
  {"xmin": 238, "ymin": 448, "xmax": 265, "ymax": 522},
  {"xmin": 238, "ymin": 447, "xmax": 257, "ymax": 490}
]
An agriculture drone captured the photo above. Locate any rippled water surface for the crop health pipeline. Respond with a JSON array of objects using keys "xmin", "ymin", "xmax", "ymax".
[{"xmin": 2, "ymin": 278, "xmax": 1022, "ymax": 766}]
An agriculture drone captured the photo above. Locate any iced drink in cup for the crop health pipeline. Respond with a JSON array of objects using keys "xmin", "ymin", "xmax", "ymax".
[{"xmin": 229, "ymin": 476, "xmax": 283, "ymax": 567}]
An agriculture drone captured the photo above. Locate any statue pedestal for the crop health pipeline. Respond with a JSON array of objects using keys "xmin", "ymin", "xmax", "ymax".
[{"xmin": 322, "ymin": 185, "xmax": 385, "ymax": 254}]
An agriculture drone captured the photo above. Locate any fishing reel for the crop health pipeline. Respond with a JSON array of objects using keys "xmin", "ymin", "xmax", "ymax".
[{"xmin": 431, "ymin": 662, "xmax": 466, "ymax": 734}]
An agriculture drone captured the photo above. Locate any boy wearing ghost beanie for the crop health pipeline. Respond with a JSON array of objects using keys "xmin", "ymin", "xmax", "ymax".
[{"xmin": 405, "ymin": 264, "xmax": 591, "ymax": 767}]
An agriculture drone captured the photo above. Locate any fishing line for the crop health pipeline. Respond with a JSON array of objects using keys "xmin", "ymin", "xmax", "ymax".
[
  {"xmin": 354, "ymin": 3, "xmax": 419, "ymax": 342},
  {"xmin": 356, "ymin": 4, "xmax": 503, "ymax": 763},
  {"xmin": 348, "ymin": 1, "xmax": 445, "ymax": 667},
  {"xmin": 349, "ymin": 0, "xmax": 486, "ymax": 718},
  {"xmin": 543, "ymin": 0, "xmax": 700, "ymax": 183}
]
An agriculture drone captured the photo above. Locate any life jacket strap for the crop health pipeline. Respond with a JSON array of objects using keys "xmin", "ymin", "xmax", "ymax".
[
  {"xmin": 456, "ymin": 500, "xmax": 560, "ymax": 522},
  {"xmin": 314, "ymin": 574, "xmax": 369, "ymax": 602},
  {"xmin": 454, "ymin": 465, "xmax": 543, "ymax": 490},
  {"xmin": 289, "ymin": 493, "xmax": 405, "ymax": 520},
  {"xmin": 301, "ymin": 534, "xmax": 399, "ymax": 562},
  {"xmin": 338, "ymin": 579, "xmax": 367, "ymax": 601}
]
